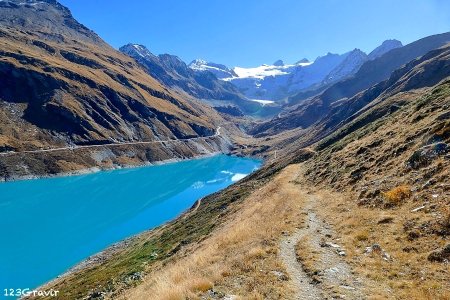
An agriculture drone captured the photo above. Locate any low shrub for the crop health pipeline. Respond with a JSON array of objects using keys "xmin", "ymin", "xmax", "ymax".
[{"xmin": 383, "ymin": 185, "xmax": 411, "ymax": 207}]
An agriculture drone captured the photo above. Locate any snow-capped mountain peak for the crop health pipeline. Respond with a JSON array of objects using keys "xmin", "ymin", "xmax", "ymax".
[
  {"xmin": 120, "ymin": 43, "xmax": 155, "ymax": 59},
  {"xmin": 187, "ymin": 39, "xmax": 404, "ymax": 102},
  {"xmin": 323, "ymin": 48, "xmax": 368, "ymax": 83},
  {"xmin": 188, "ymin": 59, "xmax": 237, "ymax": 79},
  {"xmin": 189, "ymin": 59, "xmax": 208, "ymax": 68}
]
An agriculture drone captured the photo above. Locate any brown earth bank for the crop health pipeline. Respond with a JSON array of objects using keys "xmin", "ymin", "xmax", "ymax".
[{"xmin": 0, "ymin": 26, "xmax": 222, "ymax": 148}]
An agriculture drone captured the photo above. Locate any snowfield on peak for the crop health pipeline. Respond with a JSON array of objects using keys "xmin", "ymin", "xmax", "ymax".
[
  {"xmin": 130, "ymin": 44, "xmax": 152, "ymax": 57},
  {"xmin": 187, "ymin": 40, "xmax": 403, "ymax": 101},
  {"xmin": 229, "ymin": 62, "xmax": 312, "ymax": 80},
  {"xmin": 189, "ymin": 53, "xmax": 368, "ymax": 101},
  {"xmin": 189, "ymin": 59, "xmax": 237, "ymax": 79}
]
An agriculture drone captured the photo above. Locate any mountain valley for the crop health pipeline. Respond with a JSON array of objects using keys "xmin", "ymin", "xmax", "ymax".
[{"xmin": 0, "ymin": 1, "xmax": 449, "ymax": 299}]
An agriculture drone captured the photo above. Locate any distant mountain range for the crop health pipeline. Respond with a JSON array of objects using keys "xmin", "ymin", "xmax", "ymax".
[
  {"xmin": 118, "ymin": 39, "xmax": 403, "ymax": 117},
  {"xmin": 251, "ymin": 32, "xmax": 450, "ymax": 136},
  {"xmin": 188, "ymin": 40, "xmax": 403, "ymax": 101},
  {"xmin": 119, "ymin": 45, "xmax": 243, "ymax": 102},
  {"xmin": 119, "ymin": 44, "xmax": 267, "ymax": 116}
]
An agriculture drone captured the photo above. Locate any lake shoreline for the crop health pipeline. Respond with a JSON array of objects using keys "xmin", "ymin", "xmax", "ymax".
[
  {"xmin": 0, "ymin": 132, "xmax": 238, "ymax": 184},
  {"xmin": 32, "ymin": 156, "xmax": 261, "ymax": 293},
  {"xmin": 0, "ymin": 150, "xmax": 236, "ymax": 183}
]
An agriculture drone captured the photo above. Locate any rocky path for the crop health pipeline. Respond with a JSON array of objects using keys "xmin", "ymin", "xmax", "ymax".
[
  {"xmin": 280, "ymin": 229, "xmax": 322, "ymax": 300},
  {"xmin": 280, "ymin": 192, "xmax": 365, "ymax": 299}
]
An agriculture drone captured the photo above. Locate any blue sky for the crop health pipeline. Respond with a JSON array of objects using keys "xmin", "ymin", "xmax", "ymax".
[{"xmin": 59, "ymin": 0, "xmax": 450, "ymax": 67}]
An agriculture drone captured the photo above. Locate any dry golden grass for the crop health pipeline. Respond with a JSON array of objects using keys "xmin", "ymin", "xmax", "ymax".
[
  {"xmin": 123, "ymin": 165, "xmax": 306, "ymax": 300},
  {"xmin": 354, "ymin": 229, "xmax": 370, "ymax": 242},
  {"xmin": 294, "ymin": 235, "xmax": 320, "ymax": 278},
  {"xmin": 292, "ymin": 82, "xmax": 450, "ymax": 298},
  {"xmin": 306, "ymin": 186, "xmax": 450, "ymax": 300},
  {"xmin": 383, "ymin": 185, "xmax": 412, "ymax": 207}
]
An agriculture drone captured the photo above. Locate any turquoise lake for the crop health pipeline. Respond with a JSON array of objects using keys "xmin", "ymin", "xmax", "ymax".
[{"xmin": 0, "ymin": 155, "xmax": 261, "ymax": 291}]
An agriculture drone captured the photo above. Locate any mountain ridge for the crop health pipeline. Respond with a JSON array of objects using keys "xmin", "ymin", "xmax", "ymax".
[
  {"xmin": 252, "ymin": 32, "xmax": 450, "ymax": 135},
  {"xmin": 119, "ymin": 44, "xmax": 254, "ymax": 115},
  {"xmin": 188, "ymin": 40, "xmax": 403, "ymax": 102}
]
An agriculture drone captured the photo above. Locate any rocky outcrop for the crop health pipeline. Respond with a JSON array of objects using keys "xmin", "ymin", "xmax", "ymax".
[{"xmin": 428, "ymin": 244, "xmax": 450, "ymax": 262}]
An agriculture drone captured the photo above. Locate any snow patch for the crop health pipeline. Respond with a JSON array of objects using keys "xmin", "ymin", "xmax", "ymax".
[
  {"xmin": 231, "ymin": 173, "xmax": 247, "ymax": 182},
  {"xmin": 230, "ymin": 63, "xmax": 310, "ymax": 80},
  {"xmin": 249, "ymin": 99, "xmax": 275, "ymax": 106}
]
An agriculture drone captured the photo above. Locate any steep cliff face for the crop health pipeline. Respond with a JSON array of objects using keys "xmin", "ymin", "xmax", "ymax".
[
  {"xmin": 0, "ymin": 0, "xmax": 104, "ymax": 44},
  {"xmin": 0, "ymin": 0, "xmax": 224, "ymax": 153}
]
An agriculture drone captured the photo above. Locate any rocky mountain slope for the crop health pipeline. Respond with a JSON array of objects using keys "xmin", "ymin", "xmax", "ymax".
[
  {"xmin": 119, "ymin": 44, "xmax": 259, "ymax": 115},
  {"xmin": 0, "ymin": 0, "xmax": 234, "ymax": 178},
  {"xmin": 190, "ymin": 40, "xmax": 402, "ymax": 102},
  {"xmin": 368, "ymin": 39, "xmax": 403, "ymax": 60},
  {"xmin": 40, "ymin": 39, "xmax": 449, "ymax": 300},
  {"xmin": 252, "ymin": 32, "xmax": 450, "ymax": 136}
]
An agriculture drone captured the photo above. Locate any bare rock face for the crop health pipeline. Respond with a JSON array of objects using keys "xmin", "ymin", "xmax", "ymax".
[
  {"xmin": 368, "ymin": 39, "xmax": 403, "ymax": 60},
  {"xmin": 408, "ymin": 142, "xmax": 449, "ymax": 169},
  {"xmin": 0, "ymin": 0, "xmax": 104, "ymax": 44}
]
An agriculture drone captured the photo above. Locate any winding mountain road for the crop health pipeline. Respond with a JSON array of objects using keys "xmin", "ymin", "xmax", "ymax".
[{"xmin": 0, "ymin": 127, "xmax": 222, "ymax": 156}]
